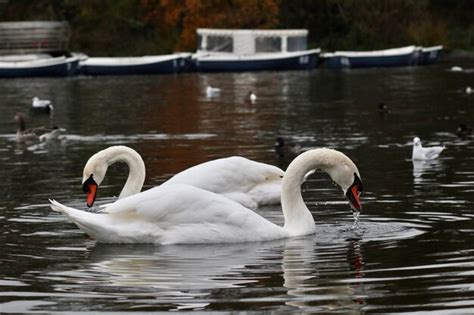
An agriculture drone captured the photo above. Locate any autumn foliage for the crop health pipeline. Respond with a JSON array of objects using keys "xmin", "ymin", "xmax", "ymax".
[
  {"xmin": 1, "ymin": 0, "xmax": 473, "ymax": 56},
  {"xmin": 141, "ymin": 0, "xmax": 279, "ymax": 51}
]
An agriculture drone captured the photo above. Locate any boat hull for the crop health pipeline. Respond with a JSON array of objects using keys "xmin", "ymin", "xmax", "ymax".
[
  {"xmin": 0, "ymin": 57, "xmax": 79, "ymax": 78},
  {"xmin": 79, "ymin": 54, "xmax": 192, "ymax": 76},
  {"xmin": 324, "ymin": 53, "xmax": 418, "ymax": 69},
  {"xmin": 323, "ymin": 46, "xmax": 420, "ymax": 69},
  {"xmin": 194, "ymin": 50, "xmax": 319, "ymax": 72}
]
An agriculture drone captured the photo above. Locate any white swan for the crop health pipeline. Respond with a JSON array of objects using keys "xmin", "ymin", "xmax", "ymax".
[
  {"xmin": 412, "ymin": 137, "xmax": 445, "ymax": 160},
  {"xmin": 78, "ymin": 146, "xmax": 283, "ymax": 209},
  {"xmin": 50, "ymin": 148, "xmax": 363, "ymax": 244}
]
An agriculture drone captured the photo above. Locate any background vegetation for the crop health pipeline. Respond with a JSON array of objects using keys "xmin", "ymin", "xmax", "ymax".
[{"xmin": 1, "ymin": 0, "xmax": 473, "ymax": 56}]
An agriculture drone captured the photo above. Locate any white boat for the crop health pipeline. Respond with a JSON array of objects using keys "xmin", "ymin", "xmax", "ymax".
[
  {"xmin": 0, "ymin": 54, "xmax": 52, "ymax": 62},
  {"xmin": 0, "ymin": 56, "xmax": 79, "ymax": 78},
  {"xmin": 193, "ymin": 29, "xmax": 320, "ymax": 72},
  {"xmin": 78, "ymin": 53, "xmax": 192, "ymax": 75},
  {"xmin": 322, "ymin": 46, "xmax": 419, "ymax": 68}
]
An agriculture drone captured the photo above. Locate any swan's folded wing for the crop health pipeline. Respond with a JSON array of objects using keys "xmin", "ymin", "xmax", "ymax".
[
  {"xmin": 165, "ymin": 156, "xmax": 283, "ymax": 189},
  {"xmin": 105, "ymin": 184, "xmax": 262, "ymax": 224},
  {"xmin": 163, "ymin": 156, "xmax": 284, "ymax": 206}
]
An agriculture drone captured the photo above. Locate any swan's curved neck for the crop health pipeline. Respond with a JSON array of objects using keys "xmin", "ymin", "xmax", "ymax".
[
  {"xmin": 281, "ymin": 149, "xmax": 345, "ymax": 236},
  {"xmin": 102, "ymin": 146, "xmax": 145, "ymax": 199}
]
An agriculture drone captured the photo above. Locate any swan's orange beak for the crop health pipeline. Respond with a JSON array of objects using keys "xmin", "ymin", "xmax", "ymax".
[
  {"xmin": 346, "ymin": 173, "xmax": 363, "ymax": 212},
  {"xmin": 82, "ymin": 175, "xmax": 98, "ymax": 207},
  {"xmin": 347, "ymin": 185, "xmax": 362, "ymax": 212}
]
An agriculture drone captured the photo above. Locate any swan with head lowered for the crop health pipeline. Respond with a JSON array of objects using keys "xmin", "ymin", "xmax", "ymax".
[
  {"xmin": 77, "ymin": 146, "xmax": 283, "ymax": 209},
  {"xmin": 50, "ymin": 148, "xmax": 363, "ymax": 244}
]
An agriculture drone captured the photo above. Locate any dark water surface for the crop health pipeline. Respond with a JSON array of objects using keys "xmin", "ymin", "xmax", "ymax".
[{"xmin": 1, "ymin": 63, "xmax": 474, "ymax": 313}]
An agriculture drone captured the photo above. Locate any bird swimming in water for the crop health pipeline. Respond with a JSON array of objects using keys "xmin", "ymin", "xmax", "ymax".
[
  {"xmin": 456, "ymin": 123, "xmax": 472, "ymax": 138},
  {"xmin": 275, "ymin": 137, "xmax": 302, "ymax": 158},
  {"xmin": 31, "ymin": 96, "xmax": 53, "ymax": 114},
  {"xmin": 411, "ymin": 137, "xmax": 445, "ymax": 160},
  {"xmin": 246, "ymin": 91, "xmax": 257, "ymax": 104},
  {"xmin": 206, "ymin": 85, "xmax": 221, "ymax": 97},
  {"xmin": 14, "ymin": 112, "xmax": 64, "ymax": 143},
  {"xmin": 377, "ymin": 102, "xmax": 391, "ymax": 115}
]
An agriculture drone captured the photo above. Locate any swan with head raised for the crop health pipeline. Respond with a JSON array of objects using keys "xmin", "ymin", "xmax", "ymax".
[
  {"xmin": 80, "ymin": 146, "xmax": 283, "ymax": 209},
  {"xmin": 50, "ymin": 148, "xmax": 362, "ymax": 244}
]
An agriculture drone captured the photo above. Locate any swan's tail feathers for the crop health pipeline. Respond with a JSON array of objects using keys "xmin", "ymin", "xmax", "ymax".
[
  {"xmin": 49, "ymin": 199, "xmax": 93, "ymax": 220},
  {"xmin": 49, "ymin": 199, "xmax": 108, "ymax": 240},
  {"xmin": 49, "ymin": 199, "xmax": 68, "ymax": 213}
]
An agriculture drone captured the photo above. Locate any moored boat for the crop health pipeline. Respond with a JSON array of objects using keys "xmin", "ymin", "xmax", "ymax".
[
  {"xmin": 0, "ymin": 56, "xmax": 79, "ymax": 78},
  {"xmin": 322, "ymin": 45, "xmax": 419, "ymax": 69},
  {"xmin": 417, "ymin": 45, "xmax": 443, "ymax": 65},
  {"xmin": 193, "ymin": 29, "xmax": 320, "ymax": 72},
  {"xmin": 78, "ymin": 53, "xmax": 192, "ymax": 76}
]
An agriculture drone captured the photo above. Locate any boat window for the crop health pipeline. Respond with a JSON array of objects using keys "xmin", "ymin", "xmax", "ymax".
[
  {"xmin": 205, "ymin": 35, "xmax": 233, "ymax": 53},
  {"xmin": 255, "ymin": 37, "xmax": 281, "ymax": 53},
  {"xmin": 287, "ymin": 36, "xmax": 307, "ymax": 52},
  {"xmin": 197, "ymin": 34, "xmax": 203, "ymax": 49}
]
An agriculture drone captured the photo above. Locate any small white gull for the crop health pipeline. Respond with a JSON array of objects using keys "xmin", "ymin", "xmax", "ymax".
[
  {"xmin": 247, "ymin": 91, "xmax": 257, "ymax": 103},
  {"xmin": 411, "ymin": 137, "xmax": 445, "ymax": 160},
  {"xmin": 32, "ymin": 96, "xmax": 53, "ymax": 114},
  {"xmin": 206, "ymin": 85, "xmax": 221, "ymax": 97}
]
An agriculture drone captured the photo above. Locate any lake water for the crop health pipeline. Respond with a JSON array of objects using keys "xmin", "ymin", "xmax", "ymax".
[{"xmin": 1, "ymin": 62, "xmax": 474, "ymax": 313}]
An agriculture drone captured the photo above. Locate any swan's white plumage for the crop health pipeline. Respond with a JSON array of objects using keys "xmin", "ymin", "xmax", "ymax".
[
  {"xmin": 51, "ymin": 147, "xmax": 361, "ymax": 244},
  {"xmin": 164, "ymin": 156, "xmax": 283, "ymax": 209},
  {"xmin": 412, "ymin": 137, "xmax": 445, "ymax": 160},
  {"xmin": 51, "ymin": 184, "xmax": 286, "ymax": 244}
]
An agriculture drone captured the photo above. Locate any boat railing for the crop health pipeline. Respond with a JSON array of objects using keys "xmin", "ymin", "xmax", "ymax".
[
  {"xmin": 0, "ymin": 21, "xmax": 70, "ymax": 55},
  {"xmin": 196, "ymin": 29, "xmax": 310, "ymax": 55}
]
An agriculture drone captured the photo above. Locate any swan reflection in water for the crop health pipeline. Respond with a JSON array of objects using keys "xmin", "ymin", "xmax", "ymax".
[
  {"xmin": 44, "ymin": 237, "xmax": 366, "ymax": 312},
  {"xmin": 283, "ymin": 238, "xmax": 366, "ymax": 311}
]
